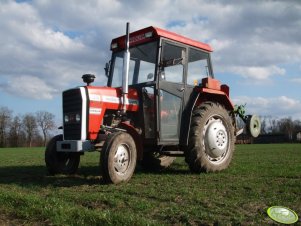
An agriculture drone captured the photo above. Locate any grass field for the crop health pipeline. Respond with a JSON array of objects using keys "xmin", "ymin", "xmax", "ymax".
[{"xmin": 0, "ymin": 144, "xmax": 300, "ymax": 225}]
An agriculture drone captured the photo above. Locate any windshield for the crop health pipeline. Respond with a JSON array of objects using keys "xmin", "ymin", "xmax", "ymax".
[{"xmin": 110, "ymin": 41, "xmax": 158, "ymax": 87}]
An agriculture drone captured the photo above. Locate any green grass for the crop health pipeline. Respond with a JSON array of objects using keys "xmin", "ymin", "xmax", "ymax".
[{"xmin": 0, "ymin": 144, "xmax": 300, "ymax": 225}]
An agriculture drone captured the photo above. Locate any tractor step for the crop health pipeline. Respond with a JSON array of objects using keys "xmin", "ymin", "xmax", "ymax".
[
  {"xmin": 94, "ymin": 141, "xmax": 104, "ymax": 151},
  {"xmin": 161, "ymin": 151, "xmax": 185, "ymax": 157}
]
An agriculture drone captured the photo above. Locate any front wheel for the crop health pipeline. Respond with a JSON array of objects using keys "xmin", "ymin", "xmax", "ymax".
[
  {"xmin": 185, "ymin": 102, "xmax": 235, "ymax": 173},
  {"xmin": 45, "ymin": 135, "xmax": 80, "ymax": 175},
  {"xmin": 101, "ymin": 132, "xmax": 137, "ymax": 184}
]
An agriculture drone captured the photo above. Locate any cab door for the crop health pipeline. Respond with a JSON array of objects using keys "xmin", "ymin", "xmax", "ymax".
[{"xmin": 157, "ymin": 41, "xmax": 186, "ymax": 144}]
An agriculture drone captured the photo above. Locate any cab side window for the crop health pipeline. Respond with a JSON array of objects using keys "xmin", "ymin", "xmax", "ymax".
[
  {"xmin": 187, "ymin": 48, "xmax": 211, "ymax": 86},
  {"xmin": 160, "ymin": 43, "xmax": 185, "ymax": 83}
]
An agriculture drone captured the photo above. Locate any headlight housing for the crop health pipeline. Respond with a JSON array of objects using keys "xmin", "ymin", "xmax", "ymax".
[
  {"xmin": 76, "ymin": 114, "xmax": 81, "ymax": 122},
  {"xmin": 64, "ymin": 113, "xmax": 80, "ymax": 123},
  {"xmin": 64, "ymin": 115, "xmax": 69, "ymax": 123}
]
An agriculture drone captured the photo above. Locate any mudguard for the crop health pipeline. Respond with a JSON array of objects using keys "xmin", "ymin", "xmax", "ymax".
[{"xmin": 179, "ymin": 89, "xmax": 234, "ymax": 146}]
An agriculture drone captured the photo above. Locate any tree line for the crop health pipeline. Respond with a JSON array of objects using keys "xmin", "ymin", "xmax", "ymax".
[
  {"xmin": 0, "ymin": 106, "xmax": 57, "ymax": 148},
  {"xmin": 236, "ymin": 115, "xmax": 301, "ymax": 143},
  {"xmin": 259, "ymin": 116, "xmax": 301, "ymax": 140}
]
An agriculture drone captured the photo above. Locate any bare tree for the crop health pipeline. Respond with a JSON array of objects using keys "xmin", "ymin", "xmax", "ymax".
[
  {"xmin": 294, "ymin": 119, "xmax": 301, "ymax": 132},
  {"xmin": 8, "ymin": 115, "xmax": 25, "ymax": 147},
  {"xmin": 22, "ymin": 114, "xmax": 37, "ymax": 147},
  {"xmin": 0, "ymin": 107, "xmax": 12, "ymax": 147},
  {"xmin": 268, "ymin": 116, "xmax": 279, "ymax": 134},
  {"xmin": 260, "ymin": 116, "xmax": 267, "ymax": 134},
  {"xmin": 278, "ymin": 117, "xmax": 294, "ymax": 141},
  {"xmin": 293, "ymin": 119, "xmax": 301, "ymax": 141},
  {"xmin": 36, "ymin": 111, "xmax": 55, "ymax": 146}
]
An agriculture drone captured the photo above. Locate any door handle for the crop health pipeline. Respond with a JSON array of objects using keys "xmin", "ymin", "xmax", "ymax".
[{"xmin": 178, "ymin": 87, "xmax": 185, "ymax": 92}]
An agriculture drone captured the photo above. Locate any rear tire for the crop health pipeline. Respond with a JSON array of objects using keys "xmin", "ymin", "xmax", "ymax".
[
  {"xmin": 101, "ymin": 132, "xmax": 137, "ymax": 184},
  {"xmin": 185, "ymin": 102, "xmax": 235, "ymax": 173},
  {"xmin": 141, "ymin": 152, "xmax": 175, "ymax": 172},
  {"xmin": 45, "ymin": 135, "xmax": 80, "ymax": 175}
]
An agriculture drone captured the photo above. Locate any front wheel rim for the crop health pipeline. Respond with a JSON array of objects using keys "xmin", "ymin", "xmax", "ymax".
[{"xmin": 113, "ymin": 144, "xmax": 130, "ymax": 175}]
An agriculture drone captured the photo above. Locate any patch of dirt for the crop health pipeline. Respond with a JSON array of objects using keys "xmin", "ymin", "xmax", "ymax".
[{"xmin": 0, "ymin": 212, "xmax": 52, "ymax": 226}]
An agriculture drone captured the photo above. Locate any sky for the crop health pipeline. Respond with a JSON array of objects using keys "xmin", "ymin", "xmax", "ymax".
[{"xmin": 0, "ymin": 0, "xmax": 301, "ymax": 125}]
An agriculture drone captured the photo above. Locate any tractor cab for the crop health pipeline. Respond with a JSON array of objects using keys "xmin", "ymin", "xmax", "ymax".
[{"xmin": 107, "ymin": 26, "xmax": 217, "ymax": 145}]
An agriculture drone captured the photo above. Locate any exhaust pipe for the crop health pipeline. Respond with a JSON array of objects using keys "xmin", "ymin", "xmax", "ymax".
[{"xmin": 122, "ymin": 22, "xmax": 130, "ymax": 113}]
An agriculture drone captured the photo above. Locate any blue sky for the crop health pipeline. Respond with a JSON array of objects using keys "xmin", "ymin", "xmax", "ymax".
[{"xmin": 0, "ymin": 0, "xmax": 301, "ymax": 126}]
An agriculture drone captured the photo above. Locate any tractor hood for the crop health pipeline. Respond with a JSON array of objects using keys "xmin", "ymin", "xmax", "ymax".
[
  {"xmin": 86, "ymin": 86, "xmax": 139, "ymax": 112},
  {"xmin": 62, "ymin": 86, "xmax": 139, "ymax": 141},
  {"xmin": 86, "ymin": 86, "xmax": 139, "ymax": 140}
]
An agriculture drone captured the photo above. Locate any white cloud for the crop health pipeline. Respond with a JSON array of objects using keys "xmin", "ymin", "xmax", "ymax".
[
  {"xmin": 209, "ymin": 39, "xmax": 234, "ymax": 52},
  {"xmin": 2, "ymin": 75, "xmax": 57, "ymax": 100},
  {"xmin": 0, "ymin": 0, "xmax": 106, "ymax": 100},
  {"xmin": 290, "ymin": 78, "xmax": 301, "ymax": 84},
  {"xmin": 229, "ymin": 65, "xmax": 286, "ymax": 80},
  {"xmin": 233, "ymin": 96, "xmax": 301, "ymax": 119}
]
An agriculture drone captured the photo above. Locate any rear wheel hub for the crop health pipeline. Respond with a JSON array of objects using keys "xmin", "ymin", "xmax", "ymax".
[{"xmin": 204, "ymin": 117, "xmax": 228, "ymax": 160}]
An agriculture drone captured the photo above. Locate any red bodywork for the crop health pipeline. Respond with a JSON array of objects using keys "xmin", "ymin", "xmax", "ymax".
[
  {"xmin": 111, "ymin": 26, "xmax": 212, "ymax": 52},
  {"xmin": 198, "ymin": 77, "xmax": 234, "ymax": 111},
  {"xmin": 87, "ymin": 87, "xmax": 139, "ymax": 140}
]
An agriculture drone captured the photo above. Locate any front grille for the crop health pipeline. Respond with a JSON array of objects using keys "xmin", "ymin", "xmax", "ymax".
[{"xmin": 63, "ymin": 88, "xmax": 83, "ymax": 140}]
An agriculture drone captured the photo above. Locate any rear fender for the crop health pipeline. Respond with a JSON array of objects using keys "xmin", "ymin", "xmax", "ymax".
[{"xmin": 179, "ymin": 90, "xmax": 234, "ymax": 146}]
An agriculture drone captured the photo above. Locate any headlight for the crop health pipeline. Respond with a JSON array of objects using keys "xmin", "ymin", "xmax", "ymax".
[
  {"xmin": 64, "ymin": 115, "xmax": 69, "ymax": 123},
  {"xmin": 64, "ymin": 113, "xmax": 80, "ymax": 123},
  {"xmin": 76, "ymin": 114, "xmax": 81, "ymax": 122}
]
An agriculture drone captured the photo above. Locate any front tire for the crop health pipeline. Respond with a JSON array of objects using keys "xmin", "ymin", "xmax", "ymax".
[
  {"xmin": 45, "ymin": 135, "xmax": 80, "ymax": 175},
  {"xmin": 101, "ymin": 132, "xmax": 137, "ymax": 184},
  {"xmin": 185, "ymin": 102, "xmax": 235, "ymax": 173}
]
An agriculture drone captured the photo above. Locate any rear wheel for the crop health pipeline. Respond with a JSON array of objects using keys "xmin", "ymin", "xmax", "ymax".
[
  {"xmin": 141, "ymin": 152, "xmax": 175, "ymax": 172},
  {"xmin": 45, "ymin": 135, "xmax": 80, "ymax": 175},
  {"xmin": 185, "ymin": 102, "xmax": 235, "ymax": 173},
  {"xmin": 101, "ymin": 132, "xmax": 137, "ymax": 184}
]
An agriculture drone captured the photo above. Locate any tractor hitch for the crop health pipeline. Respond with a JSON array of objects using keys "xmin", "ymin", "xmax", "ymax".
[{"xmin": 234, "ymin": 104, "xmax": 261, "ymax": 138}]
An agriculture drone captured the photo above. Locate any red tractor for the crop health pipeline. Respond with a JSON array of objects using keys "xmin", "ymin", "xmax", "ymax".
[{"xmin": 45, "ymin": 23, "xmax": 260, "ymax": 184}]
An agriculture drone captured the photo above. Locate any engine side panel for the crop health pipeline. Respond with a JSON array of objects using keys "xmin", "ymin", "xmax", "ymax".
[{"xmin": 87, "ymin": 86, "xmax": 139, "ymax": 140}]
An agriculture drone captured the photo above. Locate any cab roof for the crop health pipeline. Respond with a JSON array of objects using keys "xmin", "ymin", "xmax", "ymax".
[{"xmin": 111, "ymin": 26, "xmax": 213, "ymax": 52}]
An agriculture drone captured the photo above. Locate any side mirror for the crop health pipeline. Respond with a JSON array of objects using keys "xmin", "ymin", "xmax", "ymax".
[
  {"xmin": 104, "ymin": 61, "xmax": 111, "ymax": 77},
  {"xmin": 147, "ymin": 73, "xmax": 154, "ymax": 80}
]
